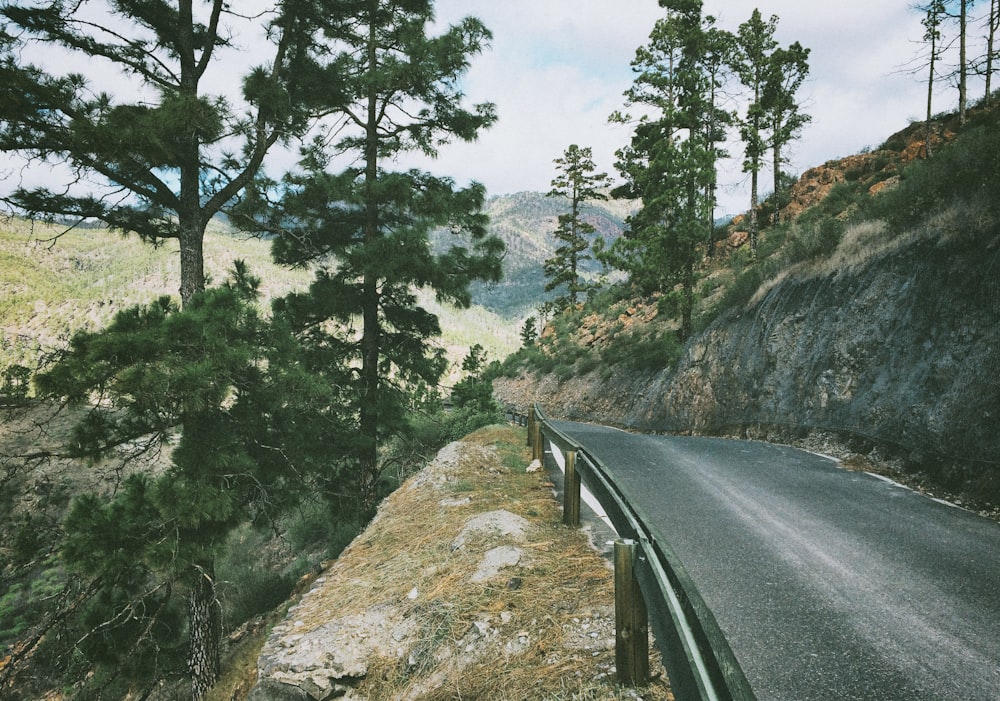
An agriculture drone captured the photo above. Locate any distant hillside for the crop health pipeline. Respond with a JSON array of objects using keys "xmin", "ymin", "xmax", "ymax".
[
  {"xmin": 463, "ymin": 192, "xmax": 636, "ymax": 318},
  {"xmin": 0, "ymin": 218, "xmax": 518, "ymax": 382}
]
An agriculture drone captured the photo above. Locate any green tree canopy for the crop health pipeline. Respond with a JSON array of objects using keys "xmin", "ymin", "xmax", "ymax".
[
  {"xmin": 0, "ymin": 0, "xmax": 330, "ymax": 305},
  {"xmin": 762, "ymin": 42, "xmax": 810, "ymax": 224},
  {"xmin": 733, "ymin": 8, "xmax": 779, "ymax": 252},
  {"xmin": 605, "ymin": 0, "xmax": 715, "ymax": 339},
  {"xmin": 232, "ymin": 0, "xmax": 503, "ymax": 515},
  {"xmin": 544, "ymin": 144, "xmax": 611, "ymax": 310},
  {"xmin": 34, "ymin": 264, "xmax": 351, "ymax": 697}
]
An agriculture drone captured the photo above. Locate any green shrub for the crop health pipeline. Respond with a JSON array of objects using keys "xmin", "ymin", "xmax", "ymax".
[
  {"xmin": 601, "ymin": 329, "xmax": 681, "ymax": 372},
  {"xmin": 870, "ymin": 111, "xmax": 1000, "ymax": 229},
  {"xmin": 784, "ymin": 218, "xmax": 844, "ymax": 264}
]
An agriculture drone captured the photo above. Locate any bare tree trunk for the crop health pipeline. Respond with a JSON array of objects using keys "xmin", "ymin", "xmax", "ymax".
[
  {"xmin": 358, "ymin": 0, "xmax": 382, "ymax": 516},
  {"xmin": 927, "ymin": 28, "xmax": 937, "ymax": 158},
  {"xmin": 960, "ymin": 0, "xmax": 968, "ymax": 124},
  {"xmin": 987, "ymin": 0, "xmax": 999, "ymax": 104},
  {"xmin": 772, "ymin": 121, "xmax": 782, "ymax": 226},
  {"xmin": 187, "ymin": 562, "xmax": 221, "ymax": 700}
]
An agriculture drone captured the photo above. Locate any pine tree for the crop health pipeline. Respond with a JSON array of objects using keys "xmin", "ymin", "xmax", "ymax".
[
  {"xmin": 544, "ymin": 145, "xmax": 611, "ymax": 310},
  {"xmin": 701, "ymin": 22, "xmax": 735, "ymax": 252},
  {"xmin": 233, "ymin": 0, "xmax": 503, "ymax": 516},
  {"xmin": 35, "ymin": 265, "xmax": 350, "ymax": 697},
  {"xmin": 605, "ymin": 0, "xmax": 715, "ymax": 340},
  {"xmin": 922, "ymin": 0, "xmax": 948, "ymax": 156},
  {"xmin": 733, "ymin": 9, "xmax": 779, "ymax": 254},
  {"xmin": 0, "ymin": 1, "xmax": 327, "ymax": 307},
  {"xmin": 762, "ymin": 42, "xmax": 811, "ymax": 223},
  {"xmin": 520, "ymin": 316, "xmax": 539, "ymax": 349},
  {"xmin": 985, "ymin": 0, "xmax": 999, "ymax": 104},
  {"xmin": 0, "ymin": 6, "xmax": 353, "ymax": 695}
]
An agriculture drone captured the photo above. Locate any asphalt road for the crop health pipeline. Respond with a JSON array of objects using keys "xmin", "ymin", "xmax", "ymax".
[{"xmin": 550, "ymin": 420, "xmax": 1000, "ymax": 701}]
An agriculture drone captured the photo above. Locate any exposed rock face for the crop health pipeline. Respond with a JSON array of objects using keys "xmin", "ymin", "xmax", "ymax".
[{"xmin": 496, "ymin": 221, "xmax": 1000, "ymax": 491}]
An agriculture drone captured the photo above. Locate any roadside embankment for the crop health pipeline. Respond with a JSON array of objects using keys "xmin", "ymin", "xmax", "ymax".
[
  {"xmin": 496, "ymin": 218, "xmax": 1000, "ymax": 504},
  {"xmin": 248, "ymin": 426, "xmax": 671, "ymax": 701}
]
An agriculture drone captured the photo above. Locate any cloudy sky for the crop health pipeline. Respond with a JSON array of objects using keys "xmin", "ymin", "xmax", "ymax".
[
  {"xmin": 419, "ymin": 0, "xmax": 969, "ymax": 214},
  {"xmin": 3, "ymin": 1, "xmax": 982, "ymax": 217}
]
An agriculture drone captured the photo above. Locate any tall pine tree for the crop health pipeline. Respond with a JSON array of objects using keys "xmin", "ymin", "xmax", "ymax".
[
  {"xmin": 0, "ymin": 1, "xmax": 328, "ymax": 306},
  {"xmin": 544, "ymin": 144, "xmax": 611, "ymax": 310},
  {"xmin": 762, "ymin": 41, "xmax": 811, "ymax": 224},
  {"xmin": 733, "ymin": 9, "xmax": 779, "ymax": 254},
  {"xmin": 605, "ymin": 0, "xmax": 715, "ymax": 340},
  {"xmin": 233, "ymin": 0, "xmax": 503, "ymax": 515},
  {"xmin": 1, "ymin": 4, "xmax": 346, "ymax": 697}
]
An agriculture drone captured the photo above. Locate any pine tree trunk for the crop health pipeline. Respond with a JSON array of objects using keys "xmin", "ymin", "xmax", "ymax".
[
  {"xmin": 987, "ymin": 0, "xmax": 998, "ymax": 104},
  {"xmin": 772, "ymin": 134, "xmax": 782, "ymax": 225},
  {"xmin": 359, "ymin": 273, "xmax": 381, "ymax": 516},
  {"xmin": 681, "ymin": 259, "xmax": 694, "ymax": 341},
  {"xmin": 927, "ymin": 17, "xmax": 937, "ymax": 159},
  {"xmin": 177, "ymin": 1, "xmax": 206, "ymax": 309},
  {"xmin": 960, "ymin": 0, "xmax": 968, "ymax": 125},
  {"xmin": 187, "ymin": 562, "xmax": 221, "ymax": 700},
  {"xmin": 357, "ymin": 0, "xmax": 382, "ymax": 517},
  {"xmin": 178, "ymin": 225, "xmax": 206, "ymax": 308}
]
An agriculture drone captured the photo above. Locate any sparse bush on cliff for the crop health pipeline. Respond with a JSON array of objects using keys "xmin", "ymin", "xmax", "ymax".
[{"xmin": 867, "ymin": 107, "xmax": 1000, "ymax": 230}]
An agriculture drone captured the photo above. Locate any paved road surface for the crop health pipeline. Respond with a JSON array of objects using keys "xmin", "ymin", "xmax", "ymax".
[{"xmin": 551, "ymin": 420, "xmax": 1000, "ymax": 701}]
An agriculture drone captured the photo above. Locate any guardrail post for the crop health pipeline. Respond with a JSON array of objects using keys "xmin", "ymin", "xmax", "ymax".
[
  {"xmin": 614, "ymin": 539, "xmax": 650, "ymax": 687},
  {"xmin": 562, "ymin": 450, "xmax": 580, "ymax": 527},
  {"xmin": 526, "ymin": 409, "xmax": 534, "ymax": 447},
  {"xmin": 530, "ymin": 411, "xmax": 543, "ymax": 462}
]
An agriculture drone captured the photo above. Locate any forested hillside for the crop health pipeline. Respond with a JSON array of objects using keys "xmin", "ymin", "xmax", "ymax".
[
  {"xmin": 0, "ymin": 218, "xmax": 519, "ymax": 384},
  {"xmin": 495, "ymin": 102, "xmax": 1000, "ymax": 513},
  {"xmin": 461, "ymin": 192, "xmax": 635, "ymax": 317}
]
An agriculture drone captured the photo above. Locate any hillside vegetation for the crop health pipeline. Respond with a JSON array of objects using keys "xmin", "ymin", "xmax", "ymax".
[
  {"xmin": 0, "ymin": 218, "xmax": 518, "ymax": 385},
  {"xmin": 465, "ymin": 193, "xmax": 634, "ymax": 317},
  {"xmin": 495, "ymin": 102, "xmax": 1000, "ymax": 510}
]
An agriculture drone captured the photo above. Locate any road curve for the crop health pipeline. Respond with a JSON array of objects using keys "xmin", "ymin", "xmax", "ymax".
[{"xmin": 551, "ymin": 420, "xmax": 1000, "ymax": 701}]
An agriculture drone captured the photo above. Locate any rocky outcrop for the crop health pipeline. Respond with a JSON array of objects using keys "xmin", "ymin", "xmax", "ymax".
[{"xmin": 496, "ymin": 217, "xmax": 1000, "ymax": 496}]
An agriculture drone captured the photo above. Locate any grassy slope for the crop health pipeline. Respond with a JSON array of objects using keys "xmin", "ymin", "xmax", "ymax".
[
  {"xmin": 0, "ymin": 217, "xmax": 518, "ymax": 379},
  {"xmin": 236, "ymin": 426, "xmax": 672, "ymax": 701}
]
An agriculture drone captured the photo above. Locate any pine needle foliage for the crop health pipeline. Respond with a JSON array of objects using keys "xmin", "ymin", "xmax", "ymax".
[{"xmin": 233, "ymin": 0, "xmax": 504, "ymax": 516}]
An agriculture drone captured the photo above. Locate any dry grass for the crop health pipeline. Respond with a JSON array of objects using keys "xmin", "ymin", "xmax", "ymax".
[{"xmin": 251, "ymin": 425, "xmax": 673, "ymax": 701}]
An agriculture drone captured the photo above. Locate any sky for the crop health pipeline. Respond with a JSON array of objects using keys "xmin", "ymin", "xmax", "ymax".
[
  {"xmin": 416, "ymin": 0, "xmax": 961, "ymax": 215},
  {"xmin": 1, "ymin": 1, "xmax": 982, "ymax": 217}
]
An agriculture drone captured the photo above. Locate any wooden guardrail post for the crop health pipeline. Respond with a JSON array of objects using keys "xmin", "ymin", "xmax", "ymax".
[
  {"xmin": 526, "ymin": 409, "xmax": 534, "ymax": 447},
  {"xmin": 530, "ymin": 412, "xmax": 543, "ymax": 462},
  {"xmin": 614, "ymin": 539, "xmax": 650, "ymax": 687},
  {"xmin": 562, "ymin": 449, "xmax": 580, "ymax": 527}
]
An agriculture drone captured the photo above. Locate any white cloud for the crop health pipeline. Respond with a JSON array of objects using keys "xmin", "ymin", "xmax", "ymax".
[
  {"xmin": 4, "ymin": 0, "xmax": 980, "ymax": 216},
  {"xmin": 427, "ymin": 0, "xmax": 964, "ymax": 214}
]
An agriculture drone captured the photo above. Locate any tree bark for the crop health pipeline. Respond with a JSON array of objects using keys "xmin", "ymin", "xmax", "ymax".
[
  {"xmin": 772, "ymin": 124, "xmax": 782, "ymax": 225},
  {"xmin": 358, "ymin": 0, "xmax": 382, "ymax": 516},
  {"xmin": 987, "ymin": 0, "xmax": 998, "ymax": 104},
  {"xmin": 960, "ymin": 0, "xmax": 968, "ymax": 124},
  {"xmin": 187, "ymin": 562, "xmax": 221, "ymax": 701}
]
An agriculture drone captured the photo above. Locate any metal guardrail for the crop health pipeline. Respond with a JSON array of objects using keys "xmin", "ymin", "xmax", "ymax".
[{"xmin": 516, "ymin": 403, "xmax": 757, "ymax": 701}]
